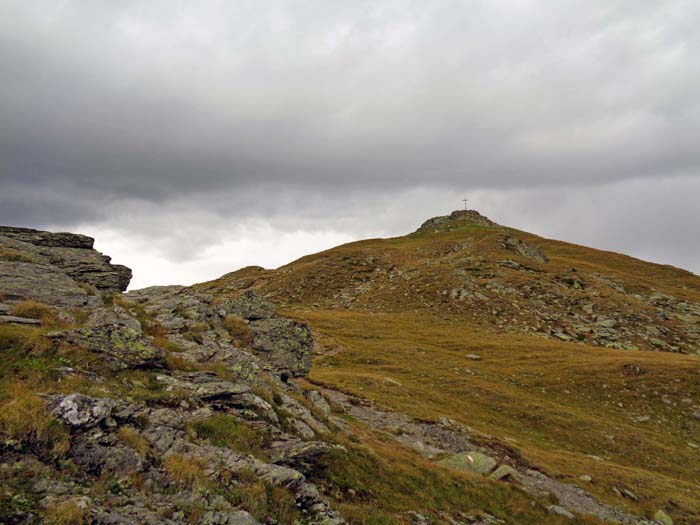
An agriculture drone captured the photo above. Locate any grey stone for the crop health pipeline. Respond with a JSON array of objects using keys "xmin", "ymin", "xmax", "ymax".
[
  {"xmin": 48, "ymin": 393, "xmax": 116, "ymax": 429},
  {"xmin": 249, "ymin": 317, "xmax": 313, "ymax": 378},
  {"xmin": 222, "ymin": 290, "xmax": 276, "ymax": 320},
  {"xmin": 437, "ymin": 451, "xmax": 497, "ymax": 475},
  {"xmin": 499, "ymin": 236, "xmax": 549, "ymax": 264},
  {"xmin": 0, "ymin": 315, "xmax": 42, "ymax": 325},
  {"xmin": 547, "ymin": 505, "xmax": 575, "ymax": 519},
  {"xmin": 59, "ymin": 306, "xmax": 166, "ymax": 370}
]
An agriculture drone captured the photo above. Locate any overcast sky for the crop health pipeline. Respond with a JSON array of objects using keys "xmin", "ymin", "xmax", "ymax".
[{"xmin": 1, "ymin": 1, "xmax": 698, "ymax": 288}]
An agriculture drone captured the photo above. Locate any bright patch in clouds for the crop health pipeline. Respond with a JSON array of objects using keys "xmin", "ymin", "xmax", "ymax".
[{"xmin": 86, "ymin": 225, "xmax": 354, "ymax": 289}]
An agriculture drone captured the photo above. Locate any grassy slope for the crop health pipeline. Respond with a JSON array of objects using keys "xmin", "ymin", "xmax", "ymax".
[{"xmin": 201, "ymin": 220, "xmax": 700, "ymax": 523}]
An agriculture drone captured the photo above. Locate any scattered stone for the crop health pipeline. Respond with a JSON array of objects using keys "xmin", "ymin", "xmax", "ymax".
[
  {"xmin": 547, "ymin": 505, "xmax": 575, "ymax": 519},
  {"xmin": 488, "ymin": 464, "xmax": 518, "ymax": 481},
  {"xmin": 382, "ymin": 376, "xmax": 403, "ymax": 387},
  {"xmin": 0, "ymin": 315, "xmax": 42, "ymax": 325},
  {"xmin": 579, "ymin": 475, "xmax": 592, "ymax": 482},
  {"xmin": 47, "ymin": 394, "xmax": 116, "ymax": 429},
  {"xmin": 654, "ymin": 509, "xmax": 673, "ymax": 525},
  {"xmin": 305, "ymin": 390, "xmax": 332, "ymax": 417},
  {"xmin": 407, "ymin": 511, "xmax": 431, "ymax": 524},
  {"xmin": 499, "ymin": 236, "xmax": 549, "ymax": 264},
  {"xmin": 437, "ymin": 451, "xmax": 497, "ymax": 475},
  {"xmin": 465, "ymin": 353, "xmax": 482, "ymax": 360}
]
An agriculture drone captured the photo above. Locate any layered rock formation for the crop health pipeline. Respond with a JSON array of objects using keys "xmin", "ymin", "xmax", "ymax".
[{"xmin": 0, "ymin": 226, "xmax": 131, "ymax": 307}]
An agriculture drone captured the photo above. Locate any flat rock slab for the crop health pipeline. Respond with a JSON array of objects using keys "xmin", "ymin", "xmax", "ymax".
[
  {"xmin": 0, "ymin": 315, "xmax": 41, "ymax": 325},
  {"xmin": 437, "ymin": 451, "xmax": 497, "ymax": 475},
  {"xmin": 0, "ymin": 261, "xmax": 89, "ymax": 307}
]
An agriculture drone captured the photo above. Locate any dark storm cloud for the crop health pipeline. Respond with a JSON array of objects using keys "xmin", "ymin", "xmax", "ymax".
[{"xmin": 0, "ymin": 1, "xmax": 699, "ymax": 280}]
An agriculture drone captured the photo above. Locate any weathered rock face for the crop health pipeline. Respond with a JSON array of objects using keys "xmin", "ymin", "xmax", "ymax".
[
  {"xmin": 52, "ymin": 305, "xmax": 167, "ymax": 371},
  {"xmin": 0, "ymin": 225, "xmax": 132, "ymax": 306},
  {"xmin": 499, "ymin": 235, "xmax": 549, "ymax": 264},
  {"xmin": 125, "ymin": 286, "xmax": 313, "ymax": 379},
  {"xmin": 249, "ymin": 317, "xmax": 313, "ymax": 378}
]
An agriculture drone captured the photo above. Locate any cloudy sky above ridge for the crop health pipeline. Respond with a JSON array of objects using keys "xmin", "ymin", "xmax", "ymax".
[{"xmin": 1, "ymin": 1, "xmax": 699, "ymax": 288}]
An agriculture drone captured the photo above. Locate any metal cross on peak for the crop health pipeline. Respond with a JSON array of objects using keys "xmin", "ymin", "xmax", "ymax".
[{"xmin": 462, "ymin": 196, "xmax": 469, "ymax": 211}]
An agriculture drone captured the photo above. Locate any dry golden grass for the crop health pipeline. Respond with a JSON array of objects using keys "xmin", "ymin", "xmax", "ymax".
[
  {"xmin": 117, "ymin": 426, "xmax": 149, "ymax": 457},
  {"xmin": 0, "ymin": 383, "xmax": 70, "ymax": 458},
  {"xmin": 10, "ymin": 300, "xmax": 54, "ymax": 320},
  {"xmin": 222, "ymin": 315, "xmax": 252, "ymax": 347},
  {"xmin": 0, "ymin": 247, "xmax": 35, "ymax": 263},
  {"xmin": 43, "ymin": 500, "xmax": 90, "ymax": 525},
  {"xmin": 163, "ymin": 454, "xmax": 209, "ymax": 488},
  {"xmin": 297, "ymin": 309, "xmax": 700, "ymax": 521}
]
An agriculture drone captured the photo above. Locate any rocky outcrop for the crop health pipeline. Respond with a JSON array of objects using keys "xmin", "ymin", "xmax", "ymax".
[
  {"xmin": 417, "ymin": 209, "xmax": 496, "ymax": 232},
  {"xmin": 51, "ymin": 305, "xmax": 167, "ymax": 370},
  {"xmin": 499, "ymin": 235, "xmax": 549, "ymax": 264},
  {"xmin": 0, "ymin": 225, "xmax": 132, "ymax": 307},
  {"xmin": 125, "ymin": 286, "xmax": 313, "ymax": 379},
  {"xmin": 0, "ymin": 227, "xmax": 346, "ymax": 524}
]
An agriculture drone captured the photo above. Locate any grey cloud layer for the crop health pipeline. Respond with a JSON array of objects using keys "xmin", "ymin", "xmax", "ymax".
[{"xmin": 0, "ymin": 1, "xmax": 699, "ymax": 276}]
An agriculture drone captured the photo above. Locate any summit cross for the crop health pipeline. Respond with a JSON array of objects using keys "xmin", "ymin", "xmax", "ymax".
[{"xmin": 463, "ymin": 196, "xmax": 469, "ymax": 211}]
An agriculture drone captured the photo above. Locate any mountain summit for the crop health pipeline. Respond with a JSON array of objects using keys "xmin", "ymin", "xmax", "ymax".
[{"xmin": 1, "ymin": 218, "xmax": 699, "ymax": 524}]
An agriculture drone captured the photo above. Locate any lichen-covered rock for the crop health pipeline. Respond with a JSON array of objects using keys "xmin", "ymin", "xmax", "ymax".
[
  {"xmin": 220, "ymin": 290, "xmax": 276, "ymax": 320},
  {"xmin": 125, "ymin": 286, "xmax": 313, "ymax": 379},
  {"xmin": 60, "ymin": 305, "xmax": 167, "ymax": 370},
  {"xmin": 48, "ymin": 394, "xmax": 116, "ymax": 429},
  {"xmin": 0, "ymin": 226, "xmax": 95, "ymax": 248},
  {"xmin": 249, "ymin": 318, "xmax": 313, "ymax": 378}
]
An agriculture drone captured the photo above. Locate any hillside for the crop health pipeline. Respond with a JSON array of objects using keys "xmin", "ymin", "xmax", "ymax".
[
  {"xmin": 199, "ymin": 210, "xmax": 700, "ymax": 523},
  {"xmin": 1, "ymin": 215, "xmax": 699, "ymax": 525}
]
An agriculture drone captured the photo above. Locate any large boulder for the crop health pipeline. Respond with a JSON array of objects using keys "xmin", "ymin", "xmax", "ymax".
[
  {"xmin": 249, "ymin": 317, "xmax": 313, "ymax": 378},
  {"xmin": 55, "ymin": 305, "xmax": 167, "ymax": 370}
]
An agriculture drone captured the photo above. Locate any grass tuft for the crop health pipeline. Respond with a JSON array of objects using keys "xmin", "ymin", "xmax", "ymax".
[
  {"xmin": 163, "ymin": 454, "xmax": 209, "ymax": 489},
  {"xmin": 222, "ymin": 315, "xmax": 252, "ymax": 347},
  {"xmin": 187, "ymin": 414, "xmax": 271, "ymax": 460}
]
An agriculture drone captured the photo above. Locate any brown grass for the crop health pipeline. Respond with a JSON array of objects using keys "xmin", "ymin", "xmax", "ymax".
[
  {"xmin": 0, "ymin": 384, "xmax": 70, "ymax": 458},
  {"xmin": 163, "ymin": 454, "xmax": 209, "ymax": 488},
  {"xmin": 222, "ymin": 315, "xmax": 252, "ymax": 347},
  {"xmin": 43, "ymin": 500, "xmax": 90, "ymax": 525},
  {"xmin": 117, "ymin": 426, "xmax": 150, "ymax": 457},
  {"xmin": 0, "ymin": 248, "xmax": 35, "ymax": 263}
]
